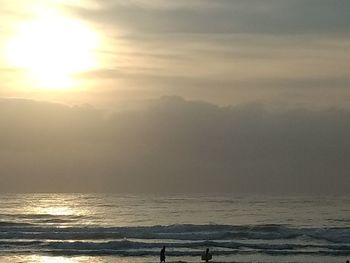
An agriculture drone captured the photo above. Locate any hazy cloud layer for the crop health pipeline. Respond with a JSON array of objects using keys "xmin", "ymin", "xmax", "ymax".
[
  {"xmin": 1, "ymin": 1, "xmax": 350, "ymax": 195},
  {"xmin": 1, "ymin": 0, "xmax": 350, "ymax": 107},
  {"xmin": 70, "ymin": 0, "xmax": 350, "ymax": 107},
  {"xmin": 1, "ymin": 97, "xmax": 349, "ymax": 194},
  {"xmin": 73, "ymin": 0, "xmax": 350, "ymax": 35}
]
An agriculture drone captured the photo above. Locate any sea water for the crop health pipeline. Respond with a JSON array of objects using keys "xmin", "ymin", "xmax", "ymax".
[{"xmin": 0, "ymin": 194, "xmax": 349, "ymax": 263}]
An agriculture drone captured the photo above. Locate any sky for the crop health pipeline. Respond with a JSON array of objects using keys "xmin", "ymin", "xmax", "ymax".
[{"xmin": 0, "ymin": 0, "xmax": 350, "ymax": 193}]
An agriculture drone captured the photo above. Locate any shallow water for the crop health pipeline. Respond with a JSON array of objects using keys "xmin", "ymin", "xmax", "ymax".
[{"xmin": 0, "ymin": 194, "xmax": 349, "ymax": 263}]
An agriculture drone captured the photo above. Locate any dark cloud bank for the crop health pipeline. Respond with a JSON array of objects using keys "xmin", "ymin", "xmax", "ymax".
[{"xmin": 0, "ymin": 97, "xmax": 349, "ymax": 194}]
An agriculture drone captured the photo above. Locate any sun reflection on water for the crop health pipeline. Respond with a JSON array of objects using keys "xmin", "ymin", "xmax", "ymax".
[
  {"xmin": 28, "ymin": 256, "xmax": 81, "ymax": 263},
  {"xmin": 2, "ymin": 255, "xmax": 134, "ymax": 263},
  {"xmin": 38, "ymin": 206, "xmax": 74, "ymax": 216},
  {"xmin": 24, "ymin": 194, "xmax": 88, "ymax": 222},
  {"xmin": 21, "ymin": 255, "xmax": 104, "ymax": 263}
]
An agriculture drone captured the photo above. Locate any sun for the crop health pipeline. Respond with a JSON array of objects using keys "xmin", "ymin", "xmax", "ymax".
[{"xmin": 5, "ymin": 9, "xmax": 99, "ymax": 90}]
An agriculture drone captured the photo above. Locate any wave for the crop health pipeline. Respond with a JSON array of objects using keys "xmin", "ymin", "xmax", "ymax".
[
  {"xmin": 27, "ymin": 250, "xmax": 350, "ymax": 257},
  {"xmin": 0, "ymin": 213, "xmax": 86, "ymax": 225},
  {"xmin": 0, "ymin": 221, "xmax": 33, "ymax": 227},
  {"xmin": 1, "ymin": 223, "xmax": 350, "ymax": 257},
  {"xmin": 39, "ymin": 240, "xmax": 350, "ymax": 251},
  {"xmin": 1, "ymin": 223, "xmax": 350, "ymax": 243},
  {"xmin": 1, "ymin": 238, "xmax": 350, "ymax": 256}
]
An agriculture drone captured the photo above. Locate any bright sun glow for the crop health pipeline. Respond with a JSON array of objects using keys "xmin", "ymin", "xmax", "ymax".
[{"xmin": 5, "ymin": 9, "xmax": 99, "ymax": 90}]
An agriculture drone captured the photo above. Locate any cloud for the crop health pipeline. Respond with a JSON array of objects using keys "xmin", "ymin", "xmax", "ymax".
[
  {"xmin": 0, "ymin": 97, "xmax": 349, "ymax": 194},
  {"xmin": 66, "ymin": 1, "xmax": 350, "ymax": 108},
  {"xmin": 72, "ymin": 0, "xmax": 350, "ymax": 35},
  {"xmin": 1, "ymin": 0, "xmax": 350, "ymax": 108}
]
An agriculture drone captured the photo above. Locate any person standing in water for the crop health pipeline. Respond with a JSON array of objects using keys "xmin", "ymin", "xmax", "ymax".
[
  {"xmin": 160, "ymin": 246, "xmax": 166, "ymax": 262},
  {"xmin": 202, "ymin": 248, "xmax": 212, "ymax": 262}
]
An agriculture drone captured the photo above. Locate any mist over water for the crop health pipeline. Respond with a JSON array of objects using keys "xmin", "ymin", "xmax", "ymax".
[{"xmin": 0, "ymin": 194, "xmax": 349, "ymax": 263}]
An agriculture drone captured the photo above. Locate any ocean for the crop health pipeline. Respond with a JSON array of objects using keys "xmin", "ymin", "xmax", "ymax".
[{"xmin": 0, "ymin": 194, "xmax": 349, "ymax": 263}]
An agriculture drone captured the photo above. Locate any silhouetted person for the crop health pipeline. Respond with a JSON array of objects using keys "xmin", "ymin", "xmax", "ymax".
[
  {"xmin": 201, "ymin": 247, "xmax": 212, "ymax": 262},
  {"xmin": 160, "ymin": 246, "xmax": 166, "ymax": 262},
  {"xmin": 346, "ymin": 260, "xmax": 349, "ymax": 263}
]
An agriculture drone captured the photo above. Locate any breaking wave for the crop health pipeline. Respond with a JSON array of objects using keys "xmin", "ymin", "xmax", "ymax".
[{"xmin": 1, "ymin": 223, "xmax": 349, "ymax": 256}]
